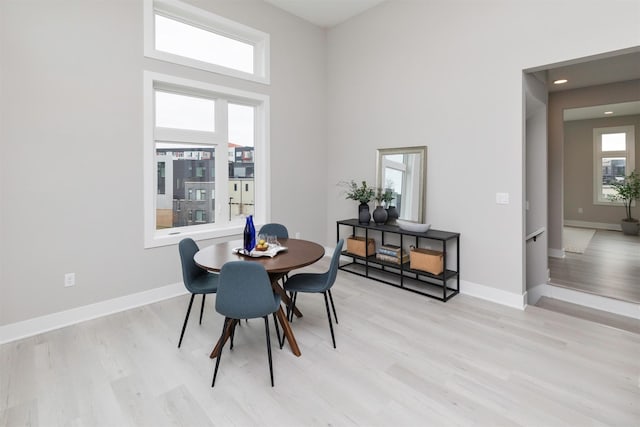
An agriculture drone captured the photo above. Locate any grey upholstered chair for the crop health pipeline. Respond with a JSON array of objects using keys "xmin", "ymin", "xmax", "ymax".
[
  {"xmin": 258, "ymin": 223, "xmax": 289, "ymax": 239},
  {"xmin": 212, "ymin": 261, "xmax": 282, "ymax": 387},
  {"xmin": 258, "ymin": 222, "xmax": 290, "ymax": 285},
  {"xmin": 284, "ymin": 239, "xmax": 344, "ymax": 348},
  {"xmin": 178, "ymin": 238, "xmax": 219, "ymax": 348}
]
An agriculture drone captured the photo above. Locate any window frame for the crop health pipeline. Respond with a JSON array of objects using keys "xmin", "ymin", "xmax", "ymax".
[
  {"xmin": 592, "ymin": 125, "xmax": 636, "ymax": 205},
  {"xmin": 143, "ymin": 0, "xmax": 270, "ymax": 84},
  {"xmin": 143, "ymin": 71, "xmax": 270, "ymax": 248}
]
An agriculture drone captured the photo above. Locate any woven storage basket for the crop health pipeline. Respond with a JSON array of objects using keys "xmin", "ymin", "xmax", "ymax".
[
  {"xmin": 346, "ymin": 236, "xmax": 375, "ymax": 257},
  {"xmin": 409, "ymin": 247, "xmax": 443, "ymax": 275}
]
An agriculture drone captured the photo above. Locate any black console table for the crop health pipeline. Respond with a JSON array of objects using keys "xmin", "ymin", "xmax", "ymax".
[{"xmin": 336, "ymin": 219, "xmax": 460, "ymax": 302}]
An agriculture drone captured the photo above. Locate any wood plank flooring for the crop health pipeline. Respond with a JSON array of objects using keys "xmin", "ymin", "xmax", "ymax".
[
  {"xmin": 549, "ymin": 229, "xmax": 640, "ymax": 303},
  {"xmin": 1, "ymin": 258, "xmax": 639, "ymax": 426}
]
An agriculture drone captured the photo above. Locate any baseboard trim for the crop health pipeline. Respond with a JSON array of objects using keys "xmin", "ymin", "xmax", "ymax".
[
  {"xmin": 525, "ymin": 282, "xmax": 548, "ymax": 306},
  {"xmin": 548, "ymin": 248, "xmax": 565, "ymax": 259},
  {"xmin": 460, "ymin": 280, "xmax": 526, "ymax": 310},
  {"xmin": 0, "ymin": 250, "xmax": 337, "ymax": 345},
  {"xmin": 526, "ymin": 283, "xmax": 640, "ymax": 319},
  {"xmin": 564, "ymin": 220, "xmax": 621, "ymax": 231},
  {"xmin": 0, "ymin": 283, "xmax": 187, "ymax": 345}
]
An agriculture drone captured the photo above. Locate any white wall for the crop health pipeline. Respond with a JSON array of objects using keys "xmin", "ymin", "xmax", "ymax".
[
  {"xmin": 326, "ymin": 0, "xmax": 640, "ymax": 298},
  {"xmin": 0, "ymin": 0, "xmax": 326, "ymax": 326},
  {"xmin": 525, "ymin": 74, "xmax": 548, "ymax": 294}
]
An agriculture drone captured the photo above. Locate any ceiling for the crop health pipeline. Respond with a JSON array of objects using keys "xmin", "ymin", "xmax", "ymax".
[
  {"xmin": 264, "ymin": 0, "xmax": 385, "ymax": 28},
  {"xmin": 263, "ymin": 2, "xmax": 640, "ymax": 120},
  {"xmin": 546, "ymin": 50, "xmax": 640, "ymax": 93},
  {"xmin": 544, "ymin": 49, "xmax": 640, "ymax": 121},
  {"xmin": 564, "ymin": 101, "xmax": 640, "ymax": 121}
]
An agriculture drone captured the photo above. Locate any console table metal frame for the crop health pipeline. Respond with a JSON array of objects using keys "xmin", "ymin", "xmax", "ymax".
[{"xmin": 337, "ymin": 219, "xmax": 460, "ymax": 302}]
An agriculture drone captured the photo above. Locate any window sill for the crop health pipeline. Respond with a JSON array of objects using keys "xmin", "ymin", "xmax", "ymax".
[{"xmin": 144, "ymin": 223, "xmax": 244, "ymax": 249}]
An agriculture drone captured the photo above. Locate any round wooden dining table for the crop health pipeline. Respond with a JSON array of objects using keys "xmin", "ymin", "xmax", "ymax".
[{"xmin": 194, "ymin": 238, "xmax": 325, "ymax": 358}]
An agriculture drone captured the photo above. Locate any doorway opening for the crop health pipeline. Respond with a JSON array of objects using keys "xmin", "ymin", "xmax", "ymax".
[{"xmin": 524, "ymin": 47, "xmax": 640, "ymax": 312}]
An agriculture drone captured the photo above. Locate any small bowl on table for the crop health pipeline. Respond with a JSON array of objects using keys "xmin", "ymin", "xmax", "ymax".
[{"xmin": 396, "ymin": 219, "xmax": 431, "ymax": 233}]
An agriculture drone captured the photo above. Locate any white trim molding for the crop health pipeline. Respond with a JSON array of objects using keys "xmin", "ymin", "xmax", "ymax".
[
  {"xmin": 548, "ymin": 248, "xmax": 565, "ymax": 259},
  {"xmin": 526, "ymin": 283, "xmax": 640, "ymax": 319},
  {"xmin": 459, "ymin": 279, "xmax": 526, "ymax": 310},
  {"xmin": 1, "ymin": 250, "xmax": 337, "ymax": 345},
  {"xmin": 0, "ymin": 283, "xmax": 187, "ymax": 345},
  {"xmin": 564, "ymin": 220, "xmax": 621, "ymax": 231}
]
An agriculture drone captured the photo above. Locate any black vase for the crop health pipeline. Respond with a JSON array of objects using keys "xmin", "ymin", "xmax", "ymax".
[
  {"xmin": 358, "ymin": 203, "xmax": 370, "ymax": 225},
  {"xmin": 373, "ymin": 205, "xmax": 388, "ymax": 225},
  {"xmin": 386, "ymin": 206, "xmax": 399, "ymax": 225}
]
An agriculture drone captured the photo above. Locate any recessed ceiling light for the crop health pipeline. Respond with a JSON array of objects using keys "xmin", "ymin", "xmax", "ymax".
[
  {"xmin": 553, "ymin": 79, "xmax": 568, "ymax": 85},
  {"xmin": 604, "ymin": 111, "xmax": 613, "ymax": 115}
]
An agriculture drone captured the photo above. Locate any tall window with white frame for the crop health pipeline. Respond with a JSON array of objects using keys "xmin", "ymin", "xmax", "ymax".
[
  {"xmin": 144, "ymin": 0, "xmax": 270, "ymax": 84},
  {"xmin": 144, "ymin": 73, "xmax": 268, "ymax": 248},
  {"xmin": 593, "ymin": 125, "xmax": 636, "ymax": 204},
  {"xmin": 143, "ymin": 0, "xmax": 269, "ymax": 248}
]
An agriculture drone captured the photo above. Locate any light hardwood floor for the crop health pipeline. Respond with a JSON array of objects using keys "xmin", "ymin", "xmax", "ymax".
[
  {"xmin": 1, "ymin": 258, "xmax": 639, "ymax": 426},
  {"xmin": 549, "ymin": 229, "xmax": 640, "ymax": 303}
]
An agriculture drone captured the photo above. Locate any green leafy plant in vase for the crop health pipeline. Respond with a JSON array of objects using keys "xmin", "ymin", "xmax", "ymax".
[
  {"xmin": 608, "ymin": 170, "xmax": 640, "ymax": 235},
  {"xmin": 340, "ymin": 180, "xmax": 375, "ymax": 224}
]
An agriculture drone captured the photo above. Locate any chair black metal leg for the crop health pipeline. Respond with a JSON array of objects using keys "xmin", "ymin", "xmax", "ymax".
[
  {"xmin": 323, "ymin": 292, "xmax": 336, "ymax": 348},
  {"xmin": 199, "ymin": 294, "xmax": 206, "ymax": 325},
  {"xmin": 178, "ymin": 294, "xmax": 195, "ymax": 348},
  {"xmin": 328, "ymin": 289, "xmax": 338, "ymax": 324},
  {"xmin": 272, "ymin": 312, "xmax": 283, "ymax": 349},
  {"xmin": 264, "ymin": 316, "xmax": 274, "ymax": 387},
  {"xmin": 212, "ymin": 317, "xmax": 230, "ymax": 387},
  {"xmin": 230, "ymin": 319, "xmax": 237, "ymax": 350},
  {"xmin": 288, "ymin": 292, "xmax": 298, "ymax": 322}
]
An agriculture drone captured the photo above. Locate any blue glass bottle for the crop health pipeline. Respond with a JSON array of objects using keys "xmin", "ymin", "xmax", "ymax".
[{"xmin": 243, "ymin": 215, "xmax": 256, "ymax": 253}]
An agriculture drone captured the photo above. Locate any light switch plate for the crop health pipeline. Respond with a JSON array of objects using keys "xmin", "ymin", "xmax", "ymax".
[{"xmin": 496, "ymin": 192, "xmax": 510, "ymax": 204}]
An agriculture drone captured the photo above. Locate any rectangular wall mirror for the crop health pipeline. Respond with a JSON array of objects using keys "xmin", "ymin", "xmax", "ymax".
[{"xmin": 376, "ymin": 146, "xmax": 427, "ymax": 223}]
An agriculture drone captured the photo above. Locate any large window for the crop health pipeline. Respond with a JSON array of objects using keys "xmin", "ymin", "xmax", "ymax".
[
  {"xmin": 144, "ymin": 72, "xmax": 269, "ymax": 248},
  {"xmin": 144, "ymin": 0, "xmax": 270, "ymax": 84},
  {"xmin": 593, "ymin": 125, "xmax": 636, "ymax": 204}
]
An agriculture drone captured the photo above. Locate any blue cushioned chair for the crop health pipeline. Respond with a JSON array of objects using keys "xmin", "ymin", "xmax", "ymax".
[
  {"xmin": 178, "ymin": 238, "xmax": 219, "ymax": 348},
  {"xmin": 258, "ymin": 223, "xmax": 290, "ymax": 286},
  {"xmin": 212, "ymin": 261, "xmax": 282, "ymax": 387},
  {"xmin": 284, "ymin": 239, "xmax": 344, "ymax": 348},
  {"xmin": 258, "ymin": 223, "xmax": 289, "ymax": 239}
]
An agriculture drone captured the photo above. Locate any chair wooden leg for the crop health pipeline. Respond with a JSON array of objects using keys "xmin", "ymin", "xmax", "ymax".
[
  {"xmin": 212, "ymin": 317, "xmax": 230, "ymax": 387},
  {"xmin": 323, "ymin": 292, "xmax": 336, "ymax": 348},
  {"xmin": 199, "ymin": 294, "xmax": 206, "ymax": 325},
  {"xmin": 328, "ymin": 289, "xmax": 338, "ymax": 324},
  {"xmin": 178, "ymin": 294, "xmax": 195, "ymax": 348},
  {"xmin": 264, "ymin": 316, "xmax": 274, "ymax": 387}
]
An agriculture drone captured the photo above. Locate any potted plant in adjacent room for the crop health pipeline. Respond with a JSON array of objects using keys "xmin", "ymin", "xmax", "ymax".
[
  {"xmin": 609, "ymin": 170, "xmax": 640, "ymax": 235},
  {"xmin": 340, "ymin": 180, "xmax": 375, "ymax": 224}
]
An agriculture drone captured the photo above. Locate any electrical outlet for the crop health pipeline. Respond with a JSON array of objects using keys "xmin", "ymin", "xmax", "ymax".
[
  {"xmin": 578, "ymin": 207, "xmax": 583, "ymax": 214},
  {"xmin": 295, "ymin": 232, "xmax": 301, "ymax": 239},
  {"xmin": 64, "ymin": 273, "xmax": 75, "ymax": 287}
]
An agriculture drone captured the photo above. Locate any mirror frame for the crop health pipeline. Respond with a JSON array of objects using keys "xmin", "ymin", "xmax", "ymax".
[{"xmin": 376, "ymin": 146, "xmax": 427, "ymax": 223}]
